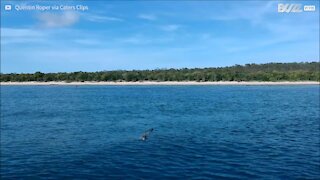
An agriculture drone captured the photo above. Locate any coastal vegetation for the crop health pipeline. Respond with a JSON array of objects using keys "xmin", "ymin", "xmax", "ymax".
[{"xmin": 1, "ymin": 62, "xmax": 319, "ymax": 82}]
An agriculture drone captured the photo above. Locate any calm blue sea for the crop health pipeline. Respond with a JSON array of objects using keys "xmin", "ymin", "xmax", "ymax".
[{"xmin": 1, "ymin": 85, "xmax": 319, "ymax": 179}]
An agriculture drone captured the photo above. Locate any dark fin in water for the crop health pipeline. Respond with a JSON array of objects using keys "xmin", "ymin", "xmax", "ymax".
[{"xmin": 140, "ymin": 128, "xmax": 154, "ymax": 141}]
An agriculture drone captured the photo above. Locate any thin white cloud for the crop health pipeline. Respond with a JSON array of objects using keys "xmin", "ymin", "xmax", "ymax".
[
  {"xmin": 118, "ymin": 35, "xmax": 173, "ymax": 45},
  {"xmin": 73, "ymin": 39, "xmax": 101, "ymax": 46},
  {"xmin": 1, "ymin": 28, "xmax": 44, "ymax": 38},
  {"xmin": 1, "ymin": 28, "xmax": 46, "ymax": 44},
  {"xmin": 210, "ymin": 1, "xmax": 276, "ymax": 24},
  {"xmin": 138, "ymin": 14, "xmax": 157, "ymax": 21},
  {"xmin": 37, "ymin": 12, "xmax": 80, "ymax": 28},
  {"xmin": 84, "ymin": 14, "xmax": 123, "ymax": 22},
  {"xmin": 160, "ymin": 24, "xmax": 180, "ymax": 31},
  {"xmin": 120, "ymin": 36, "xmax": 146, "ymax": 44},
  {"xmin": 207, "ymin": 1, "xmax": 319, "ymax": 52}
]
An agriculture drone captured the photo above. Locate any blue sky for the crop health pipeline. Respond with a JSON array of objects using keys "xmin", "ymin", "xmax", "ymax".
[{"xmin": 1, "ymin": 0, "xmax": 319, "ymax": 73}]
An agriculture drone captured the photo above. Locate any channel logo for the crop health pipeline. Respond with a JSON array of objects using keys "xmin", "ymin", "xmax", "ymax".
[
  {"xmin": 278, "ymin": 4, "xmax": 302, "ymax": 13},
  {"xmin": 5, "ymin": 5, "xmax": 12, "ymax": 11}
]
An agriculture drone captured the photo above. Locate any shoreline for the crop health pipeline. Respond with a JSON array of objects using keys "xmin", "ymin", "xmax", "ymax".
[{"xmin": 1, "ymin": 81, "xmax": 319, "ymax": 86}]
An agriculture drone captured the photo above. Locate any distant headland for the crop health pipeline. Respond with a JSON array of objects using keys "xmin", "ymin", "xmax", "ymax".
[{"xmin": 1, "ymin": 62, "xmax": 319, "ymax": 84}]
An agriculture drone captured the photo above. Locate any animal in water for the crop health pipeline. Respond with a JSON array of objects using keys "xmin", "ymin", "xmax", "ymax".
[{"xmin": 140, "ymin": 128, "xmax": 154, "ymax": 141}]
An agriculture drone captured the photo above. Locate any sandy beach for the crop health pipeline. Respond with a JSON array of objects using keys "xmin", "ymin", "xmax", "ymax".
[{"xmin": 1, "ymin": 81, "xmax": 319, "ymax": 86}]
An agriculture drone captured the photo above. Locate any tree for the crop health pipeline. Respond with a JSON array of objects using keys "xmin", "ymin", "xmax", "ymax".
[{"xmin": 1, "ymin": 62, "xmax": 319, "ymax": 82}]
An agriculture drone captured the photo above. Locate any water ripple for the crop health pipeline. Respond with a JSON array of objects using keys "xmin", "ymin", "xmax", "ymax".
[{"xmin": 1, "ymin": 86, "xmax": 319, "ymax": 179}]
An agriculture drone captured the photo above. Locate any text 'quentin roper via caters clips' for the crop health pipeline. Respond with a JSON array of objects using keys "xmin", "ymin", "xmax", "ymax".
[{"xmin": 4, "ymin": 4, "xmax": 89, "ymax": 12}]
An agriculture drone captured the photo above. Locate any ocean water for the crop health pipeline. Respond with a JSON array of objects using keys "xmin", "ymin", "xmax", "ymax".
[{"xmin": 1, "ymin": 85, "xmax": 319, "ymax": 179}]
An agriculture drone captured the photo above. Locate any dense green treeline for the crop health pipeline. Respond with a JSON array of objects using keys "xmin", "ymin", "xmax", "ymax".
[{"xmin": 1, "ymin": 62, "xmax": 319, "ymax": 82}]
